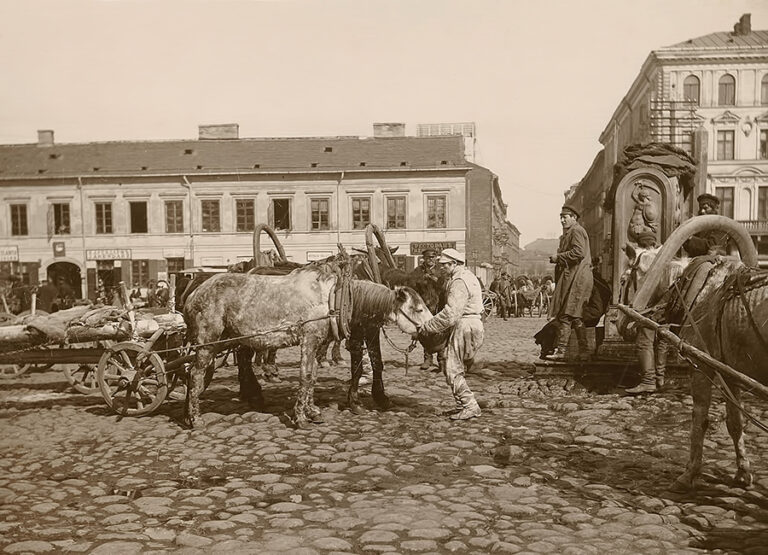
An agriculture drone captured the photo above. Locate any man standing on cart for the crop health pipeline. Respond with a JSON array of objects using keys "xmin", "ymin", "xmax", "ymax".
[{"xmin": 547, "ymin": 205, "xmax": 593, "ymax": 361}]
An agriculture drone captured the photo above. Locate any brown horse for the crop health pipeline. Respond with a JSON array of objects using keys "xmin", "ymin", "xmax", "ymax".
[{"xmin": 183, "ymin": 256, "xmax": 432, "ymax": 428}]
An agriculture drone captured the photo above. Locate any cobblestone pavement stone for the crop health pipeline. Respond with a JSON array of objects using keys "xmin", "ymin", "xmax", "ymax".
[{"xmin": 2, "ymin": 317, "xmax": 768, "ymax": 554}]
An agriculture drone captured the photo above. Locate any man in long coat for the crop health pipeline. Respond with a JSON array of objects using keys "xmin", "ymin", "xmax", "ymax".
[{"xmin": 547, "ymin": 205, "xmax": 593, "ymax": 361}]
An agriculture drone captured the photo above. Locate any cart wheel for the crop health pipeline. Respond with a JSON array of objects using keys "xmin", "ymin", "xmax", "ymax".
[
  {"xmin": 0, "ymin": 364, "xmax": 31, "ymax": 379},
  {"xmin": 482, "ymin": 292, "xmax": 494, "ymax": 321},
  {"xmin": 64, "ymin": 341, "xmax": 114, "ymax": 394},
  {"xmin": 97, "ymin": 342, "xmax": 168, "ymax": 416}
]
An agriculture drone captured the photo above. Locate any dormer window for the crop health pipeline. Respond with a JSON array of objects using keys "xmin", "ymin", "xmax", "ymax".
[
  {"xmin": 324, "ymin": 146, "xmax": 333, "ymax": 153},
  {"xmin": 184, "ymin": 149, "xmax": 195, "ymax": 155}
]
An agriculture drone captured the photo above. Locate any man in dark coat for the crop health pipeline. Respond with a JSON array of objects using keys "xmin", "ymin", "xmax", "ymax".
[
  {"xmin": 547, "ymin": 205, "xmax": 593, "ymax": 361},
  {"xmin": 37, "ymin": 278, "xmax": 59, "ymax": 313},
  {"xmin": 489, "ymin": 272, "xmax": 512, "ymax": 319}
]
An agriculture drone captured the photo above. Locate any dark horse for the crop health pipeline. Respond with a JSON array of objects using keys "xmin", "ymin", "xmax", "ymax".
[
  {"xmin": 183, "ymin": 255, "xmax": 433, "ymax": 428},
  {"xmin": 343, "ymin": 253, "xmax": 448, "ymax": 413}
]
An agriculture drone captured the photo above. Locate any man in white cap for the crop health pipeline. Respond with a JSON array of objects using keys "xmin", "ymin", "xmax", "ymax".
[{"xmin": 416, "ymin": 248, "xmax": 484, "ymax": 420}]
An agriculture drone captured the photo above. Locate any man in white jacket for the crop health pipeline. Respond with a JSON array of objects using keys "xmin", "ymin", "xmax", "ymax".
[{"xmin": 417, "ymin": 248, "xmax": 484, "ymax": 420}]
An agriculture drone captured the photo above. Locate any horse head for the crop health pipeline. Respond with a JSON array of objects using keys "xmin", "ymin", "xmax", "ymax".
[{"xmin": 391, "ymin": 286, "xmax": 433, "ymax": 334}]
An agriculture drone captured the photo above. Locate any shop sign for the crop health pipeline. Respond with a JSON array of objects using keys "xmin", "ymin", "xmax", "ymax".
[
  {"xmin": 53, "ymin": 242, "xmax": 66, "ymax": 257},
  {"xmin": 409, "ymin": 241, "xmax": 456, "ymax": 255},
  {"xmin": 307, "ymin": 251, "xmax": 333, "ymax": 261},
  {"xmin": 0, "ymin": 246, "xmax": 19, "ymax": 262},
  {"xmin": 86, "ymin": 249, "xmax": 132, "ymax": 260}
]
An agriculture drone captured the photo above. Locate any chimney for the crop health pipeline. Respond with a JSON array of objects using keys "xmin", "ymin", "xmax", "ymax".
[
  {"xmin": 37, "ymin": 129, "xmax": 54, "ymax": 146},
  {"xmin": 198, "ymin": 123, "xmax": 239, "ymax": 140},
  {"xmin": 733, "ymin": 13, "xmax": 751, "ymax": 36},
  {"xmin": 373, "ymin": 123, "xmax": 406, "ymax": 138}
]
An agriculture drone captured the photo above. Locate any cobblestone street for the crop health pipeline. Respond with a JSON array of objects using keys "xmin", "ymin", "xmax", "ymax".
[{"xmin": 2, "ymin": 316, "xmax": 768, "ymax": 554}]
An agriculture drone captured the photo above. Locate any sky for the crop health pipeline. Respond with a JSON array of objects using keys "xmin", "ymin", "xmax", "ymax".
[{"xmin": 1, "ymin": 0, "xmax": 767, "ymax": 246}]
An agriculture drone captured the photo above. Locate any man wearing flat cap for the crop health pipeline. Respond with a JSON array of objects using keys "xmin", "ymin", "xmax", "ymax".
[
  {"xmin": 683, "ymin": 193, "xmax": 729, "ymax": 257},
  {"xmin": 417, "ymin": 248, "xmax": 484, "ymax": 420},
  {"xmin": 547, "ymin": 205, "xmax": 593, "ymax": 361},
  {"xmin": 412, "ymin": 248, "xmax": 441, "ymax": 370}
]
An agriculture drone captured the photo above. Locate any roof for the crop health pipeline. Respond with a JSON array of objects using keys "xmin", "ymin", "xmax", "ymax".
[
  {"xmin": 0, "ymin": 135, "xmax": 467, "ymax": 179},
  {"xmin": 664, "ymin": 29, "xmax": 768, "ymax": 50}
]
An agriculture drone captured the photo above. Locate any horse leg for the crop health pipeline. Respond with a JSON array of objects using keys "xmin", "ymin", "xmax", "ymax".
[
  {"xmin": 293, "ymin": 338, "xmax": 321, "ymax": 428},
  {"xmin": 724, "ymin": 382, "xmax": 752, "ymax": 488},
  {"xmin": 346, "ymin": 330, "xmax": 365, "ymax": 414},
  {"xmin": 671, "ymin": 369, "xmax": 712, "ymax": 492},
  {"xmin": 316, "ymin": 337, "xmax": 333, "ymax": 368},
  {"xmin": 331, "ymin": 340, "xmax": 343, "ymax": 365},
  {"xmin": 366, "ymin": 327, "xmax": 390, "ymax": 410},
  {"xmin": 184, "ymin": 346, "xmax": 214, "ymax": 428},
  {"xmin": 237, "ymin": 346, "xmax": 264, "ymax": 410}
]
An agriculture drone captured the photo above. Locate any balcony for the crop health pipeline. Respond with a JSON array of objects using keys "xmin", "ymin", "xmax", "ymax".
[{"xmin": 737, "ymin": 220, "xmax": 768, "ymax": 234}]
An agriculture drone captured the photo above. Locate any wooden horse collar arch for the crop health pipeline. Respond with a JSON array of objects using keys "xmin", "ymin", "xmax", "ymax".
[
  {"xmin": 616, "ymin": 215, "xmax": 758, "ymax": 339},
  {"xmin": 365, "ymin": 224, "xmax": 396, "ymax": 284},
  {"xmin": 252, "ymin": 223, "xmax": 289, "ymax": 265}
]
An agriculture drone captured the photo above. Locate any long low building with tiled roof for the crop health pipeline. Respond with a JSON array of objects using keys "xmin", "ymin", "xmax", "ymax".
[{"xmin": 0, "ymin": 123, "xmax": 519, "ymax": 300}]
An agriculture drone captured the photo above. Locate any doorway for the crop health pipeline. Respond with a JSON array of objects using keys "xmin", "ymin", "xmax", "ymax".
[{"xmin": 47, "ymin": 261, "xmax": 82, "ymax": 299}]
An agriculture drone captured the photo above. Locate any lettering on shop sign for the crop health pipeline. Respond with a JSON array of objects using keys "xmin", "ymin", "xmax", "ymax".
[
  {"xmin": 409, "ymin": 241, "xmax": 456, "ymax": 255},
  {"xmin": 0, "ymin": 246, "xmax": 19, "ymax": 262},
  {"xmin": 307, "ymin": 251, "xmax": 333, "ymax": 262},
  {"xmin": 86, "ymin": 249, "xmax": 132, "ymax": 260}
]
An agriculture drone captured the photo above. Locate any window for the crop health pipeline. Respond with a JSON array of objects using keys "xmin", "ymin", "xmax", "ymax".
[
  {"xmin": 761, "ymin": 129, "xmax": 768, "ymax": 160},
  {"xmin": 236, "ymin": 199, "xmax": 255, "ymax": 232},
  {"xmin": 95, "ymin": 202, "xmax": 112, "ymax": 234},
  {"xmin": 426, "ymin": 195, "xmax": 447, "ymax": 228},
  {"xmin": 351, "ymin": 197, "xmax": 370, "ymax": 230},
  {"xmin": 716, "ymin": 130, "xmax": 735, "ymax": 160},
  {"xmin": 271, "ymin": 198, "xmax": 291, "ymax": 231},
  {"xmin": 53, "ymin": 203, "xmax": 70, "ymax": 235},
  {"xmin": 130, "ymin": 201, "xmax": 148, "ymax": 233},
  {"xmin": 131, "ymin": 260, "xmax": 149, "ymax": 286},
  {"xmin": 201, "ymin": 200, "xmax": 220, "ymax": 232},
  {"xmin": 166, "ymin": 257, "xmax": 185, "ymax": 274},
  {"xmin": 762, "ymin": 74, "xmax": 768, "ymax": 105},
  {"xmin": 759, "ymin": 187, "xmax": 768, "ymax": 220},
  {"xmin": 683, "ymin": 75, "xmax": 700, "ymax": 105},
  {"xmin": 165, "ymin": 200, "xmax": 184, "ymax": 233},
  {"xmin": 10, "ymin": 204, "xmax": 27, "ymax": 236},
  {"xmin": 386, "ymin": 196, "xmax": 407, "ymax": 229},
  {"xmin": 716, "ymin": 187, "xmax": 734, "ymax": 218},
  {"xmin": 718, "ymin": 74, "xmax": 736, "ymax": 106},
  {"xmin": 310, "ymin": 198, "xmax": 330, "ymax": 230}
]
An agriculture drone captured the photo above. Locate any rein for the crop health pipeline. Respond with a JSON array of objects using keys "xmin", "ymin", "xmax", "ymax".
[{"xmin": 380, "ymin": 325, "xmax": 418, "ymax": 375}]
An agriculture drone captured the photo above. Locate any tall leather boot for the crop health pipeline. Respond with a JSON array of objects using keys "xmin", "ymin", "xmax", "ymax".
[
  {"xmin": 627, "ymin": 328, "xmax": 657, "ymax": 394},
  {"xmin": 546, "ymin": 325, "xmax": 571, "ymax": 362},
  {"xmin": 573, "ymin": 321, "xmax": 590, "ymax": 362},
  {"xmin": 449, "ymin": 375, "xmax": 481, "ymax": 420}
]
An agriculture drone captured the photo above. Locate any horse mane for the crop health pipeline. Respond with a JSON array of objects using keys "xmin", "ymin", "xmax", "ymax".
[{"xmin": 350, "ymin": 280, "xmax": 397, "ymax": 324}]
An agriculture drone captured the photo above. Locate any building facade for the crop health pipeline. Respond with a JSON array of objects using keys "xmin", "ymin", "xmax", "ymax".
[
  {"xmin": 568, "ymin": 14, "xmax": 768, "ymax": 268},
  {"xmin": 0, "ymin": 123, "xmax": 518, "ymax": 299}
]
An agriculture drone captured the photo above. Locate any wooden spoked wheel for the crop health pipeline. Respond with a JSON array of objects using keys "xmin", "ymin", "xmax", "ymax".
[
  {"xmin": 0, "ymin": 363, "xmax": 31, "ymax": 379},
  {"xmin": 97, "ymin": 342, "xmax": 168, "ymax": 416},
  {"xmin": 481, "ymin": 291, "xmax": 495, "ymax": 320},
  {"xmin": 64, "ymin": 341, "xmax": 114, "ymax": 394}
]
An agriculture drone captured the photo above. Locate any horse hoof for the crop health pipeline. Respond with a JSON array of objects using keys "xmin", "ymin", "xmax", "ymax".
[
  {"xmin": 374, "ymin": 396, "xmax": 392, "ymax": 410},
  {"xmin": 734, "ymin": 471, "xmax": 753, "ymax": 489},
  {"xmin": 319, "ymin": 361, "xmax": 330, "ymax": 369},
  {"xmin": 669, "ymin": 477, "xmax": 692, "ymax": 493},
  {"xmin": 349, "ymin": 404, "xmax": 366, "ymax": 415}
]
